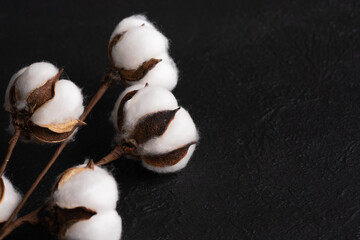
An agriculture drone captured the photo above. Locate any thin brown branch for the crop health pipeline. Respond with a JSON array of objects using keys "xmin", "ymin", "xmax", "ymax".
[
  {"xmin": 0, "ymin": 127, "xmax": 21, "ymax": 177},
  {"xmin": 95, "ymin": 145, "xmax": 124, "ymax": 166},
  {"xmin": 0, "ymin": 77, "xmax": 113, "ymax": 239},
  {"xmin": 0, "ymin": 204, "xmax": 42, "ymax": 239}
]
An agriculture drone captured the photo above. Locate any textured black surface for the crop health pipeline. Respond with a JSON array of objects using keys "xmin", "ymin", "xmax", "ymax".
[{"xmin": 1, "ymin": 0, "xmax": 360, "ymax": 239}]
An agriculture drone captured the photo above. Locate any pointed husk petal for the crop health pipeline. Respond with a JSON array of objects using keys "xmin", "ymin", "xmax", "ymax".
[{"xmin": 38, "ymin": 119, "xmax": 85, "ymax": 134}]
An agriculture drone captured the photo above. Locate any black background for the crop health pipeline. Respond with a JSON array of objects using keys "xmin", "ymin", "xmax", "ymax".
[{"xmin": 1, "ymin": 0, "xmax": 360, "ymax": 239}]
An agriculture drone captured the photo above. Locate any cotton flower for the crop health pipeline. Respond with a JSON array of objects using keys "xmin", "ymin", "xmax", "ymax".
[
  {"xmin": 0, "ymin": 176, "xmax": 21, "ymax": 222},
  {"xmin": 109, "ymin": 84, "xmax": 199, "ymax": 173},
  {"xmin": 64, "ymin": 210, "xmax": 122, "ymax": 240},
  {"xmin": 107, "ymin": 15, "xmax": 178, "ymax": 90},
  {"xmin": 4, "ymin": 62, "xmax": 85, "ymax": 143},
  {"xmin": 46, "ymin": 161, "xmax": 121, "ymax": 239}
]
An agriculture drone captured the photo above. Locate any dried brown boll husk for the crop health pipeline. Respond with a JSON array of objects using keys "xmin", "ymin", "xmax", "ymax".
[
  {"xmin": 54, "ymin": 160, "xmax": 95, "ymax": 191},
  {"xmin": 0, "ymin": 179, "xmax": 4, "ymax": 207},
  {"xmin": 40, "ymin": 202, "xmax": 96, "ymax": 238}
]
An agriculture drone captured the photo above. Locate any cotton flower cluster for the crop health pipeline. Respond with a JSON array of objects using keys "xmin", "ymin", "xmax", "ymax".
[
  {"xmin": 110, "ymin": 84, "xmax": 199, "ymax": 173},
  {"xmin": 108, "ymin": 15, "xmax": 178, "ymax": 90},
  {"xmin": 51, "ymin": 161, "xmax": 121, "ymax": 240},
  {"xmin": 4, "ymin": 62, "xmax": 84, "ymax": 143},
  {"xmin": 0, "ymin": 176, "xmax": 21, "ymax": 222}
]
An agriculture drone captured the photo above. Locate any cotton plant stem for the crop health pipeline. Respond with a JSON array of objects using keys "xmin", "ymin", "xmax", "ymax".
[
  {"xmin": 80, "ymin": 79, "xmax": 113, "ymax": 122},
  {"xmin": 95, "ymin": 145, "xmax": 124, "ymax": 166},
  {"xmin": 0, "ymin": 127, "xmax": 21, "ymax": 178},
  {"xmin": 0, "ymin": 79, "xmax": 113, "ymax": 238},
  {"xmin": 0, "ymin": 205, "xmax": 42, "ymax": 239},
  {"xmin": 0, "ymin": 140, "xmax": 68, "ymax": 237}
]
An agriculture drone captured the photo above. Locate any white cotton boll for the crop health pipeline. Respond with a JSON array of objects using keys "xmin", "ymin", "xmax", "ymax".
[
  {"xmin": 109, "ymin": 85, "xmax": 199, "ymax": 172},
  {"xmin": 14, "ymin": 62, "xmax": 59, "ymax": 110},
  {"xmin": 126, "ymin": 56, "xmax": 178, "ymax": 91},
  {"xmin": 53, "ymin": 164, "xmax": 118, "ymax": 213},
  {"xmin": 64, "ymin": 210, "xmax": 122, "ymax": 240},
  {"xmin": 0, "ymin": 177, "xmax": 21, "ymax": 222},
  {"xmin": 31, "ymin": 80, "xmax": 84, "ymax": 126},
  {"xmin": 111, "ymin": 26, "xmax": 169, "ymax": 70},
  {"xmin": 142, "ymin": 144, "xmax": 197, "ymax": 173},
  {"xmin": 4, "ymin": 66, "xmax": 28, "ymax": 112},
  {"xmin": 110, "ymin": 14, "xmax": 155, "ymax": 39},
  {"xmin": 139, "ymin": 108, "xmax": 199, "ymax": 155},
  {"xmin": 120, "ymin": 86, "xmax": 178, "ymax": 138}
]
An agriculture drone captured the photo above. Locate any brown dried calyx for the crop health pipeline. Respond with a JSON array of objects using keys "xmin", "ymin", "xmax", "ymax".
[
  {"xmin": 106, "ymin": 32, "xmax": 162, "ymax": 86},
  {"xmin": 0, "ymin": 189, "xmax": 96, "ymax": 239},
  {"xmin": 7, "ymin": 200, "xmax": 97, "ymax": 239},
  {"xmin": 8, "ymin": 70, "xmax": 85, "ymax": 143},
  {"xmin": 0, "ymin": 178, "xmax": 4, "ymax": 206},
  {"xmin": 40, "ymin": 202, "xmax": 96, "ymax": 238},
  {"xmin": 54, "ymin": 160, "xmax": 94, "ymax": 191}
]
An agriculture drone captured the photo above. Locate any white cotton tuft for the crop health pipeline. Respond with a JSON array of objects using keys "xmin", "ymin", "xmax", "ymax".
[
  {"xmin": 4, "ymin": 66, "xmax": 28, "ymax": 112},
  {"xmin": 139, "ymin": 108, "xmax": 199, "ymax": 173},
  {"xmin": 64, "ymin": 210, "xmax": 122, "ymax": 240},
  {"xmin": 110, "ymin": 14, "xmax": 155, "ymax": 39},
  {"xmin": 14, "ymin": 62, "xmax": 59, "ymax": 110},
  {"xmin": 115, "ymin": 85, "xmax": 178, "ymax": 139},
  {"xmin": 111, "ymin": 26, "xmax": 169, "ymax": 70},
  {"xmin": 125, "ymin": 54, "xmax": 178, "ymax": 91},
  {"xmin": 110, "ymin": 84, "xmax": 145, "ymax": 131},
  {"xmin": 0, "ymin": 177, "xmax": 21, "ymax": 222},
  {"xmin": 139, "ymin": 108, "xmax": 199, "ymax": 155},
  {"xmin": 31, "ymin": 80, "xmax": 84, "ymax": 125},
  {"xmin": 53, "ymin": 164, "xmax": 118, "ymax": 213},
  {"xmin": 142, "ymin": 144, "xmax": 197, "ymax": 173}
]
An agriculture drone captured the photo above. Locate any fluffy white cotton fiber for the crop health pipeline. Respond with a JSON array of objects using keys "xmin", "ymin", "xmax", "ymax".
[
  {"xmin": 111, "ymin": 26, "xmax": 169, "ymax": 70},
  {"xmin": 31, "ymin": 80, "xmax": 84, "ymax": 126},
  {"xmin": 13, "ymin": 62, "xmax": 59, "ymax": 110},
  {"xmin": 139, "ymin": 107, "xmax": 199, "ymax": 173},
  {"xmin": 4, "ymin": 66, "xmax": 28, "ymax": 112},
  {"xmin": 139, "ymin": 108, "xmax": 199, "ymax": 155},
  {"xmin": 110, "ymin": 14, "xmax": 155, "ymax": 39},
  {"xmin": 0, "ymin": 176, "xmax": 21, "ymax": 222},
  {"xmin": 125, "ymin": 54, "xmax": 178, "ymax": 91},
  {"xmin": 53, "ymin": 164, "xmax": 118, "ymax": 213},
  {"xmin": 64, "ymin": 210, "xmax": 122, "ymax": 240},
  {"xmin": 110, "ymin": 84, "xmax": 145, "ymax": 131},
  {"xmin": 112, "ymin": 85, "xmax": 178, "ymax": 139}
]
